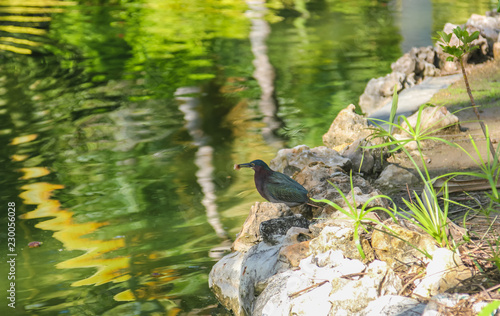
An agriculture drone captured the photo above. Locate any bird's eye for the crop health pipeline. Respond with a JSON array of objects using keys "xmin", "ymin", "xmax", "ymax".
[{"xmin": 251, "ymin": 163, "xmax": 255, "ymax": 167}]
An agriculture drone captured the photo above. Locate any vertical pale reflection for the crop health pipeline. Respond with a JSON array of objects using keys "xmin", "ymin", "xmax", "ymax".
[
  {"xmin": 245, "ymin": 0, "xmax": 285, "ymax": 148},
  {"xmin": 176, "ymin": 87, "xmax": 229, "ymax": 242}
]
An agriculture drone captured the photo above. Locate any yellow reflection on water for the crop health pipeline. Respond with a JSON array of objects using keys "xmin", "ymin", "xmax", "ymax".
[
  {"xmin": 114, "ymin": 267, "xmax": 178, "ymax": 302},
  {"xmin": 0, "ymin": 25, "xmax": 46, "ymax": 34},
  {"xmin": 0, "ymin": 15, "xmax": 51, "ymax": 22},
  {"xmin": 0, "ymin": 0, "xmax": 77, "ymax": 6},
  {"xmin": 10, "ymin": 133, "xmax": 37, "ymax": 145},
  {"xmin": 18, "ymin": 179, "xmax": 181, "ymax": 308},
  {"xmin": 0, "ymin": 7, "xmax": 64, "ymax": 14},
  {"xmin": 11, "ymin": 154, "xmax": 28, "ymax": 161},
  {"xmin": 0, "ymin": 0, "xmax": 77, "ymax": 54},
  {"xmin": 13, "ymin": 139, "xmax": 179, "ymax": 311},
  {"xmin": 18, "ymin": 167, "xmax": 50, "ymax": 179},
  {"xmin": 0, "ymin": 43, "xmax": 32, "ymax": 54},
  {"xmin": 0, "ymin": 37, "xmax": 41, "ymax": 46},
  {"xmin": 19, "ymin": 182, "xmax": 131, "ymax": 287}
]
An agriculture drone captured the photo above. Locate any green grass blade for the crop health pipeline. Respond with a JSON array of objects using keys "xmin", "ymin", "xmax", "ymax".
[
  {"xmin": 389, "ymin": 85, "xmax": 399, "ymax": 135},
  {"xmin": 478, "ymin": 301, "xmax": 500, "ymax": 316}
]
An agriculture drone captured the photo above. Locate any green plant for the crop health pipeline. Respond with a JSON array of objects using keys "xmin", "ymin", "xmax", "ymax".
[
  {"xmin": 478, "ymin": 300, "xmax": 500, "ymax": 316},
  {"xmin": 436, "ymin": 26, "xmax": 497, "ymax": 159},
  {"xmin": 486, "ymin": 236, "xmax": 500, "ymax": 272},
  {"xmin": 475, "ymin": 234, "xmax": 500, "ymax": 316},
  {"xmin": 437, "ymin": 125, "xmax": 500, "ymax": 217},
  {"xmin": 403, "ymin": 184, "xmax": 451, "ymax": 247},
  {"xmin": 388, "ymin": 84, "xmax": 399, "ymax": 136},
  {"xmin": 368, "ymin": 99, "xmax": 463, "ymax": 247},
  {"xmin": 369, "ymin": 105, "xmax": 457, "ymax": 179},
  {"xmin": 311, "ymin": 171, "xmax": 397, "ymax": 259},
  {"xmin": 436, "ymin": 26, "xmax": 480, "ymax": 63}
]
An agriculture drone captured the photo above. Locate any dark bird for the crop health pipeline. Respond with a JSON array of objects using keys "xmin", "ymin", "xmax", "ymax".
[{"xmin": 235, "ymin": 159, "xmax": 308, "ymax": 207}]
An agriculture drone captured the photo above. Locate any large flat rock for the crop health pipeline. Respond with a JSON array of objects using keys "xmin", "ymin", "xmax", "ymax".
[{"xmin": 368, "ymin": 74, "xmax": 462, "ymax": 123}]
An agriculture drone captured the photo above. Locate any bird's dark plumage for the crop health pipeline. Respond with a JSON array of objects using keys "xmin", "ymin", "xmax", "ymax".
[{"xmin": 235, "ymin": 159, "xmax": 308, "ymax": 207}]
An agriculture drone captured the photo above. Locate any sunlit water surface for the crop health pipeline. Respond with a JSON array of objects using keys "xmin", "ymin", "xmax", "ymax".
[{"xmin": 0, "ymin": 0, "xmax": 495, "ymax": 315}]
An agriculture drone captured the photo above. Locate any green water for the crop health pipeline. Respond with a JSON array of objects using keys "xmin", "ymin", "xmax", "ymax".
[{"xmin": 0, "ymin": 0, "xmax": 495, "ymax": 315}]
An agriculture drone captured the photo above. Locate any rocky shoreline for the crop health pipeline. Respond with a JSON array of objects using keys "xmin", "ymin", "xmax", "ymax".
[
  {"xmin": 208, "ymin": 11, "xmax": 500, "ymax": 316},
  {"xmin": 359, "ymin": 12, "xmax": 500, "ymax": 117}
]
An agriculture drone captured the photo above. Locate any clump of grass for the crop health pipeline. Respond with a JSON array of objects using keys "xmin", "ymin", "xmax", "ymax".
[
  {"xmin": 367, "ymin": 102, "xmax": 460, "ymax": 248},
  {"xmin": 437, "ymin": 125, "xmax": 500, "ymax": 218},
  {"xmin": 486, "ymin": 236, "xmax": 500, "ymax": 272},
  {"xmin": 311, "ymin": 170, "xmax": 398, "ymax": 259}
]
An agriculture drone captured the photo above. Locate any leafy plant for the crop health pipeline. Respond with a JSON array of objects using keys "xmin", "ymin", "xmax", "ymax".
[
  {"xmin": 437, "ymin": 125, "xmax": 500, "ymax": 217},
  {"xmin": 402, "ymin": 183, "xmax": 451, "ymax": 247},
  {"xmin": 478, "ymin": 300, "xmax": 500, "ymax": 316},
  {"xmin": 388, "ymin": 84, "xmax": 399, "ymax": 136},
  {"xmin": 436, "ymin": 26, "xmax": 497, "ymax": 159},
  {"xmin": 436, "ymin": 26, "xmax": 480, "ymax": 62},
  {"xmin": 486, "ymin": 236, "xmax": 500, "ymax": 272},
  {"xmin": 369, "ymin": 104, "xmax": 457, "ymax": 182},
  {"xmin": 367, "ymin": 96, "xmax": 463, "ymax": 248},
  {"xmin": 312, "ymin": 170, "xmax": 435, "ymax": 259},
  {"xmin": 311, "ymin": 171, "xmax": 397, "ymax": 259}
]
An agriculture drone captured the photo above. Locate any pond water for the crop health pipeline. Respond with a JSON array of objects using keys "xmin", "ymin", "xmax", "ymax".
[{"xmin": 0, "ymin": 0, "xmax": 495, "ymax": 315}]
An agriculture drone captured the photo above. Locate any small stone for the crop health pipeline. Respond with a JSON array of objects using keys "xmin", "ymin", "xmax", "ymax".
[
  {"xmin": 233, "ymin": 202, "xmax": 293, "ymax": 252},
  {"xmin": 209, "ymin": 242, "xmax": 283, "ymax": 316},
  {"xmin": 321, "ymin": 104, "xmax": 373, "ymax": 148},
  {"xmin": 333, "ymin": 186, "xmax": 390, "ymax": 211},
  {"xmin": 375, "ymin": 164, "xmax": 418, "ymax": 189},
  {"xmin": 279, "ymin": 240, "xmax": 311, "ymax": 267},
  {"xmin": 413, "ymin": 248, "xmax": 473, "ymax": 297},
  {"xmin": 398, "ymin": 106, "xmax": 460, "ymax": 136},
  {"xmin": 28, "ymin": 241, "xmax": 42, "ymax": 248},
  {"xmin": 422, "ymin": 293, "xmax": 471, "ymax": 315},
  {"xmin": 309, "ymin": 225, "xmax": 375, "ymax": 262},
  {"xmin": 494, "ymin": 42, "xmax": 500, "ymax": 60},
  {"xmin": 371, "ymin": 220, "xmax": 439, "ymax": 269},
  {"xmin": 391, "ymin": 53, "xmax": 416, "ymax": 76},
  {"xmin": 360, "ymin": 295, "xmax": 426, "ymax": 316},
  {"xmin": 271, "ymin": 145, "xmax": 351, "ymax": 176},
  {"xmin": 341, "ymin": 139, "xmax": 375, "ymax": 175},
  {"xmin": 259, "ymin": 215, "xmax": 310, "ymax": 245},
  {"xmin": 422, "ymin": 61, "xmax": 439, "ymax": 77},
  {"xmin": 328, "ymin": 260, "xmax": 402, "ymax": 314},
  {"xmin": 380, "ymin": 72, "xmax": 405, "ymax": 97}
]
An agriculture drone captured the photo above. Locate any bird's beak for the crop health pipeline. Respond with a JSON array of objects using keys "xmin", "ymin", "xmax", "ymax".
[{"xmin": 234, "ymin": 163, "xmax": 252, "ymax": 170}]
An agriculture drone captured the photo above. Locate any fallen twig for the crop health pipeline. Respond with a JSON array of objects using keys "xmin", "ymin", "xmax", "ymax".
[{"xmin": 288, "ymin": 280, "xmax": 328, "ymax": 299}]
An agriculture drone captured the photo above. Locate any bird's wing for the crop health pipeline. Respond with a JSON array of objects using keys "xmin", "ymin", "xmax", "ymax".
[{"xmin": 267, "ymin": 173, "xmax": 308, "ymax": 203}]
